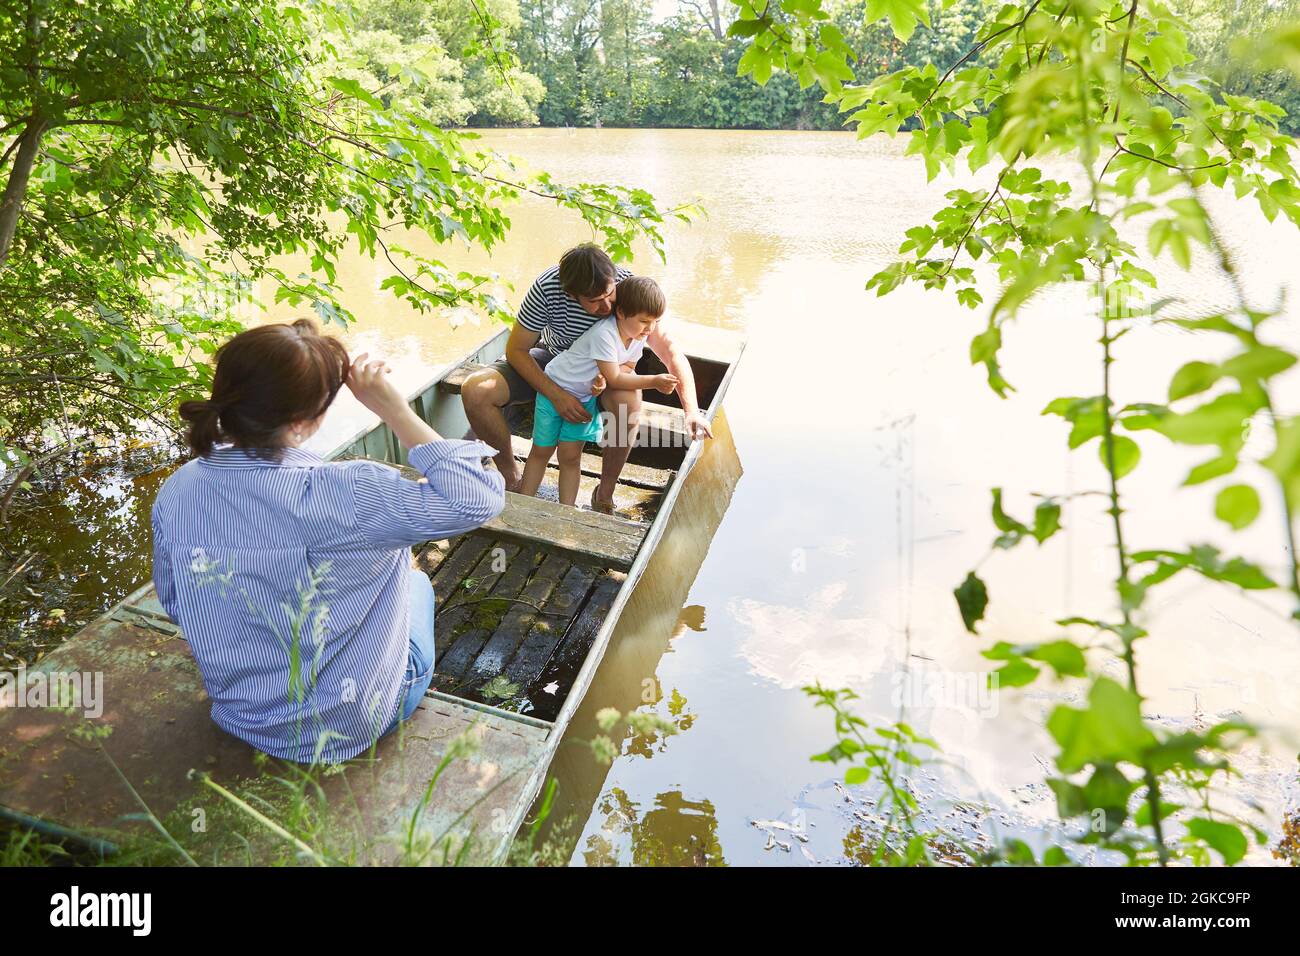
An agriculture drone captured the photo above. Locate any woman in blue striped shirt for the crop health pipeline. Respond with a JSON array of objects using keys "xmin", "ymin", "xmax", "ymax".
[{"xmin": 151, "ymin": 319, "xmax": 505, "ymax": 764}]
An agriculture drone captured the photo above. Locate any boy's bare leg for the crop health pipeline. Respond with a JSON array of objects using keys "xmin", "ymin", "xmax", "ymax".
[
  {"xmin": 593, "ymin": 387, "xmax": 641, "ymax": 513},
  {"xmin": 462, "ymin": 367, "xmax": 522, "ymax": 490},
  {"xmin": 556, "ymin": 441, "xmax": 584, "ymax": 507},
  {"xmin": 519, "ymin": 443, "xmax": 554, "ymax": 498}
]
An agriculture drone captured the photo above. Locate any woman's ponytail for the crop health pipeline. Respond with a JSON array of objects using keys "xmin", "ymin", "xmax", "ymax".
[{"xmin": 179, "ymin": 398, "xmax": 226, "ymax": 458}]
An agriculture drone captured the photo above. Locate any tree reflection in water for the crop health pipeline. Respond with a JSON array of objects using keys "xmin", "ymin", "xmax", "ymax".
[
  {"xmin": 583, "ymin": 787, "xmax": 725, "ymax": 867},
  {"xmin": 1, "ymin": 443, "xmax": 175, "ymax": 663}
]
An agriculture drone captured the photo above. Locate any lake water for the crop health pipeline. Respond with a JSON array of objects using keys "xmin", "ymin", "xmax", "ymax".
[{"xmin": 13, "ymin": 128, "xmax": 1300, "ymax": 865}]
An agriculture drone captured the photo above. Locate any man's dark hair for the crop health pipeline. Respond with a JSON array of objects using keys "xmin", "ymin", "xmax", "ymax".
[{"xmin": 557, "ymin": 243, "xmax": 617, "ymax": 298}]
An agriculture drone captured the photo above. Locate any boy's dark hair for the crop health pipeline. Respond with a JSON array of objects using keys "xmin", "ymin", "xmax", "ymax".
[
  {"xmin": 615, "ymin": 276, "xmax": 666, "ymax": 319},
  {"xmin": 558, "ymin": 243, "xmax": 618, "ymax": 298},
  {"xmin": 179, "ymin": 318, "xmax": 349, "ymax": 459}
]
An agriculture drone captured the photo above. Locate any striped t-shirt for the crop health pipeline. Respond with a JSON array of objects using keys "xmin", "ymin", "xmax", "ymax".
[{"xmin": 517, "ymin": 263, "xmax": 634, "ymax": 355}]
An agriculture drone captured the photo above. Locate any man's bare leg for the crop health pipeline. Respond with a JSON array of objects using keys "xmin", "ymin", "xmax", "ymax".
[
  {"xmin": 593, "ymin": 387, "xmax": 640, "ymax": 513},
  {"xmin": 462, "ymin": 367, "xmax": 522, "ymax": 490}
]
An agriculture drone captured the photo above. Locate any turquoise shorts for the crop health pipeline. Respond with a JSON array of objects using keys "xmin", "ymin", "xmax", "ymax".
[{"xmin": 533, "ymin": 393, "xmax": 602, "ymax": 447}]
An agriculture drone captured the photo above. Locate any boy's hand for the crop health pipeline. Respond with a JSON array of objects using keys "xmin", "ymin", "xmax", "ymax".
[
  {"xmin": 651, "ymin": 372, "xmax": 678, "ymax": 395},
  {"xmin": 590, "ymin": 373, "xmax": 606, "ymax": 397}
]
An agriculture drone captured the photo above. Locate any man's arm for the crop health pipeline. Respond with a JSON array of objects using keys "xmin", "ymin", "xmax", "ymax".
[
  {"xmin": 504, "ymin": 324, "xmax": 591, "ymax": 424},
  {"xmin": 645, "ymin": 324, "xmax": 713, "ymax": 440}
]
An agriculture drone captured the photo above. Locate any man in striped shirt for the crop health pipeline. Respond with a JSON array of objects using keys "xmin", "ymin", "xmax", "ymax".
[{"xmin": 463, "ymin": 243, "xmax": 713, "ymax": 511}]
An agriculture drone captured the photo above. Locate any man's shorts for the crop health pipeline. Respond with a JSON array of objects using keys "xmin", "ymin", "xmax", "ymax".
[
  {"xmin": 533, "ymin": 394, "xmax": 602, "ymax": 447},
  {"xmin": 491, "ymin": 347, "xmax": 555, "ymax": 405}
]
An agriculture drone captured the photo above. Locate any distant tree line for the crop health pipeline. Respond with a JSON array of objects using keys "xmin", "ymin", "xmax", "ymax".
[{"xmin": 337, "ymin": 0, "xmax": 1300, "ymax": 133}]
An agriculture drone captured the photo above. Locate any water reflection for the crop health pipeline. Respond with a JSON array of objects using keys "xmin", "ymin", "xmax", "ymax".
[
  {"xmin": 582, "ymin": 788, "xmax": 725, "ymax": 867},
  {"xmin": 1, "ymin": 446, "xmax": 175, "ymax": 664}
]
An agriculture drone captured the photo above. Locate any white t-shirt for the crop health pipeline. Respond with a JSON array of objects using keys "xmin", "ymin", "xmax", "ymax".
[{"xmin": 544, "ymin": 315, "xmax": 647, "ymax": 402}]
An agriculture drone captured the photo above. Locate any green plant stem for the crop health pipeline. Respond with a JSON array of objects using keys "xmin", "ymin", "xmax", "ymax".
[
  {"xmin": 99, "ymin": 740, "xmax": 197, "ymax": 866},
  {"xmin": 1098, "ymin": 284, "xmax": 1169, "ymax": 866},
  {"xmin": 1109, "ymin": 0, "xmax": 1140, "ymax": 124},
  {"xmin": 1085, "ymin": 4, "xmax": 1169, "ymax": 866},
  {"xmin": 192, "ymin": 770, "xmax": 328, "ymax": 865}
]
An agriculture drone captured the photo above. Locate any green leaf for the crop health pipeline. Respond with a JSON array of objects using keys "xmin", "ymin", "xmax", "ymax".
[
  {"xmin": 1101, "ymin": 435, "xmax": 1140, "ymax": 479},
  {"xmin": 1214, "ymin": 484, "xmax": 1260, "ymax": 530},
  {"xmin": 1046, "ymin": 778, "xmax": 1089, "ymax": 818},
  {"xmin": 844, "ymin": 766, "xmax": 871, "ymax": 785},
  {"xmin": 970, "ymin": 324, "xmax": 1013, "ymax": 397},
  {"xmin": 1032, "ymin": 499, "xmax": 1062, "ymax": 543},
  {"xmin": 1134, "ymin": 800, "xmax": 1182, "ymax": 828},
  {"xmin": 1168, "ymin": 361, "xmax": 1221, "ymax": 401},
  {"xmin": 326, "ymin": 75, "xmax": 386, "ymax": 112},
  {"xmin": 1155, "ymin": 392, "xmax": 1260, "ymax": 447},
  {"xmin": 1047, "ymin": 678, "xmax": 1158, "ymax": 774},
  {"xmin": 954, "ymin": 571, "xmax": 988, "ymax": 634},
  {"xmin": 1042, "ymin": 846, "xmax": 1071, "ymax": 866},
  {"xmin": 1028, "ymin": 640, "xmax": 1087, "ymax": 679},
  {"xmin": 864, "ymin": 0, "xmax": 930, "ymax": 42},
  {"xmin": 1081, "ymin": 764, "xmax": 1136, "ymax": 829},
  {"xmin": 727, "ymin": 18, "xmax": 767, "ymax": 38},
  {"xmin": 1220, "ymin": 345, "xmax": 1296, "ymax": 384},
  {"xmin": 991, "ymin": 487, "xmax": 1029, "ymax": 538},
  {"xmin": 1042, "ymin": 396, "xmax": 1108, "ymax": 448},
  {"xmin": 1130, "ymin": 545, "xmax": 1276, "ymax": 591},
  {"xmin": 1185, "ymin": 817, "xmax": 1248, "ymax": 865},
  {"xmin": 993, "ymin": 656, "xmax": 1041, "ymax": 687},
  {"xmin": 1184, "ymin": 453, "xmax": 1238, "ymax": 486}
]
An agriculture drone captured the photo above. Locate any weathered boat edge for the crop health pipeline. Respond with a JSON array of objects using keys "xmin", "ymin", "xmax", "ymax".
[{"xmin": 493, "ymin": 335, "xmax": 749, "ymax": 855}]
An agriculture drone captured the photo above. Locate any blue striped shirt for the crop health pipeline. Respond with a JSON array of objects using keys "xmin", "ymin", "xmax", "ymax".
[{"xmin": 150, "ymin": 439, "xmax": 504, "ymax": 763}]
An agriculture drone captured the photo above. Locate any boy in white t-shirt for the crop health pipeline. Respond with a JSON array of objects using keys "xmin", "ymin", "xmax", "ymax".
[{"xmin": 520, "ymin": 276, "xmax": 677, "ymax": 507}]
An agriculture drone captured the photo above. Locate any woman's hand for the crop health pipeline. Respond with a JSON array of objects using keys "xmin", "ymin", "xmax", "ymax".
[
  {"xmin": 347, "ymin": 352, "xmax": 447, "ymax": 450},
  {"xmin": 346, "ymin": 353, "xmax": 405, "ymax": 420}
]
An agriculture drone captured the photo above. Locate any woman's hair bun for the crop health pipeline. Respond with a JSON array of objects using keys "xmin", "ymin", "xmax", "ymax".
[{"xmin": 180, "ymin": 319, "xmax": 348, "ymax": 459}]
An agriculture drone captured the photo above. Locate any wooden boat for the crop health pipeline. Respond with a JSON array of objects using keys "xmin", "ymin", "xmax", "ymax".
[{"xmin": 0, "ymin": 321, "xmax": 745, "ymax": 865}]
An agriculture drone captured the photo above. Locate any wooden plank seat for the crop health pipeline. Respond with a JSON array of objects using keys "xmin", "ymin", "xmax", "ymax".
[
  {"xmin": 482, "ymin": 492, "xmax": 647, "ymax": 570},
  {"xmin": 365, "ymin": 455, "xmax": 665, "ymax": 529}
]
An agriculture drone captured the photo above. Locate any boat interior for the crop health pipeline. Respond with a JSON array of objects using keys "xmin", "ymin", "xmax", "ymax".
[{"xmin": 390, "ymin": 344, "xmax": 733, "ymax": 724}]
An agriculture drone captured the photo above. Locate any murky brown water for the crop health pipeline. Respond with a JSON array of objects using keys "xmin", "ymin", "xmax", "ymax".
[{"xmin": 8, "ymin": 129, "xmax": 1300, "ymax": 865}]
